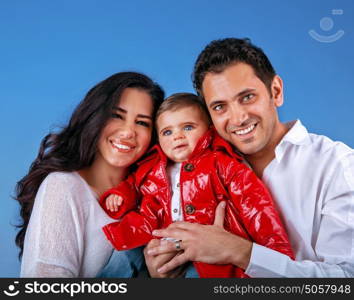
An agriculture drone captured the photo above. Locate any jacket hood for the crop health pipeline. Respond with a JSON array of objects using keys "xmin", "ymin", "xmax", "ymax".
[{"xmin": 137, "ymin": 127, "xmax": 243, "ymax": 167}]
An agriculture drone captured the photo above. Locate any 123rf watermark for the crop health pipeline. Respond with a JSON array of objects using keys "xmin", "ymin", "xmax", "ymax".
[
  {"xmin": 214, "ymin": 283, "xmax": 351, "ymax": 296},
  {"xmin": 3, "ymin": 280, "xmax": 127, "ymax": 297}
]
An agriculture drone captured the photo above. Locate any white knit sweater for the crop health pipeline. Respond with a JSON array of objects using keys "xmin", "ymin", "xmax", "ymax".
[{"xmin": 21, "ymin": 172, "xmax": 114, "ymax": 277}]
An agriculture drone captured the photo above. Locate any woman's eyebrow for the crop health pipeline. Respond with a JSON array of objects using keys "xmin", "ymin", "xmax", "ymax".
[
  {"xmin": 113, "ymin": 106, "xmax": 152, "ymax": 119},
  {"xmin": 137, "ymin": 114, "xmax": 152, "ymax": 120}
]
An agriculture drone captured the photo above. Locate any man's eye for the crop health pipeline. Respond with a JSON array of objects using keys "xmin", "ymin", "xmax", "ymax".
[
  {"xmin": 184, "ymin": 125, "xmax": 194, "ymax": 131},
  {"xmin": 243, "ymin": 94, "xmax": 254, "ymax": 102},
  {"xmin": 213, "ymin": 104, "xmax": 223, "ymax": 111},
  {"xmin": 162, "ymin": 130, "xmax": 172, "ymax": 136},
  {"xmin": 136, "ymin": 120, "xmax": 151, "ymax": 128}
]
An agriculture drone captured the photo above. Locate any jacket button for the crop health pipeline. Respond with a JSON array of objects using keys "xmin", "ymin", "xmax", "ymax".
[
  {"xmin": 185, "ymin": 204, "xmax": 195, "ymax": 215},
  {"xmin": 184, "ymin": 163, "xmax": 194, "ymax": 172}
]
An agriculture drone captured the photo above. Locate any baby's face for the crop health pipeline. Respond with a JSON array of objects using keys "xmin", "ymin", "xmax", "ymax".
[{"xmin": 157, "ymin": 106, "xmax": 209, "ymax": 162}]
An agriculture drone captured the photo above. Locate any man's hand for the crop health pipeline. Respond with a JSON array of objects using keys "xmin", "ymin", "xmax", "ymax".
[
  {"xmin": 143, "ymin": 239, "xmax": 186, "ymax": 278},
  {"xmin": 147, "ymin": 201, "xmax": 253, "ymax": 274}
]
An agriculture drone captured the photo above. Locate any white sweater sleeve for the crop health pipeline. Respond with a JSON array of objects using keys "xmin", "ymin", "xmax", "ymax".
[{"xmin": 21, "ymin": 172, "xmax": 87, "ymax": 277}]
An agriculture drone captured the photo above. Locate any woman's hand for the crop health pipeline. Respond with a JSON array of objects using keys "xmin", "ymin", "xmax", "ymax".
[
  {"xmin": 147, "ymin": 201, "xmax": 253, "ymax": 274},
  {"xmin": 143, "ymin": 239, "xmax": 186, "ymax": 278}
]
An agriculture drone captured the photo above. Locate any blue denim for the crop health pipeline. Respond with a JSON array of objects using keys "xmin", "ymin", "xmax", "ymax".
[
  {"xmin": 97, "ymin": 247, "xmax": 199, "ymax": 278},
  {"xmin": 184, "ymin": 263, "xmax": 199, "ymax": 278},
  {"xmin": 97, "ymin": 247, "xmax": 147, "ymax": 278}
]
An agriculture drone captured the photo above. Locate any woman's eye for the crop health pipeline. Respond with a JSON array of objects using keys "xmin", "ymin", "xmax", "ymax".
[
  {"xmin": 111, "ymin": 113, "xmax": 122, "ymax": 119},
  {"xmin": 184, "ymin": 125, "xmax": 193, "ymax": 131},
  {"xmin": 162, "ymin": 130, "xmax": 172, "ymax": 136},
  {"xmin": 136, "ymin": 120, "xmax": 151, "ymax": 128}
]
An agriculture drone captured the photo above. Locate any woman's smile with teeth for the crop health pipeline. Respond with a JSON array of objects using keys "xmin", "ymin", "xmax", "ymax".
[
  {"xmin": 235, "ymin": 124, "xmax": 256, "ymax": 135},
  {"xmin": 111, "ymin": 142, "xmax": 134, "ymax": 150}
]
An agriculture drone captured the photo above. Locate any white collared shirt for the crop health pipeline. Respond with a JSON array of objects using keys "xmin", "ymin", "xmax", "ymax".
[{"xmin": 245, "ymin": 120, "xmax": 354, "ymax": 277}]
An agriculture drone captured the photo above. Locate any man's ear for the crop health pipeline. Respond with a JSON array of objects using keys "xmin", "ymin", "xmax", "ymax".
[{"xmin": 271, "ymin": 75, "xmax": 284, "ymax": 107}]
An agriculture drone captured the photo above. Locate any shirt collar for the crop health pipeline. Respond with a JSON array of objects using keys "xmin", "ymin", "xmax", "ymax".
[{"xmin": 275, "ymin": 120, "xmax": 312, "ymax": 162}]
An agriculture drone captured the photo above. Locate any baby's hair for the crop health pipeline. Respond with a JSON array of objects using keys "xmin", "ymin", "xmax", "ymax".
[{"xmin": 156, "ymin": 92, "xmax": 211, "ymax": 125}]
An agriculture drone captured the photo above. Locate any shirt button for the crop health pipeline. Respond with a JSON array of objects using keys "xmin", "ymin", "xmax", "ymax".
[
  {"xmin": 185, "ymin": 204, "xmax": 195, "ymax": 215},
  {"xmin": 173, "ymin": 208, "xmax": 178, "ymax": 213},
  {"xmin": 184, "ymin": 163, "xmax": 194, "ymax": 172}
]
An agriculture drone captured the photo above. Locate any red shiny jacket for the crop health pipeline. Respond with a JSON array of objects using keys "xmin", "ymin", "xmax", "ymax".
[{"xmin": 101, "ymin": 128, "xmax": 294, "ymax": 278}]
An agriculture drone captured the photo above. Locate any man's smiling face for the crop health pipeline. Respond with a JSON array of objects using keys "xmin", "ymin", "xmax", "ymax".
[{"xmin": 202, "ymin": 62, "xmax": 283, "ymax": 157}]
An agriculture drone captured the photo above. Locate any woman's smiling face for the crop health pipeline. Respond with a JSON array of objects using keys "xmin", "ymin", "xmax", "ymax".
[{"xmin": 96, "ymin": 88, "xmax": 154, "ymax": 169}]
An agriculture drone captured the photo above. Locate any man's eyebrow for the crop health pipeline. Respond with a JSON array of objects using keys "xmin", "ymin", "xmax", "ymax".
[
  {"xmin": 113, "ymin": 106, "xmax": 152, "ymax": 119},
  {"xmin": 208, "ymin": 88, "xmax": 256, "ymax": 107}
]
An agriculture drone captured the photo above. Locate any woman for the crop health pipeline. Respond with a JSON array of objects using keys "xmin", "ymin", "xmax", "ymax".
[{"xmin": 15, "ymin": 72, "xmax": 164, "ymax": 277}]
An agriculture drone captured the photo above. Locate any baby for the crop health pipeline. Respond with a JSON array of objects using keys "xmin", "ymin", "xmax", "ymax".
[{"xmin": 100, "ymin": 93, "xmax": 293, "ymax": 278}]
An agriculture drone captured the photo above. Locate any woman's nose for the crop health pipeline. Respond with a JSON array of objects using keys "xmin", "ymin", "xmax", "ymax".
[{"xmin": 119, "ymin": 124, "xmax": 136, "ymax": 139}]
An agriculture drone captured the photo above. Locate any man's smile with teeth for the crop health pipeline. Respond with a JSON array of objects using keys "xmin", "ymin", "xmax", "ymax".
[{"xmin": 234, "ymin": 124, "xmax": 256, "ymax": 135}]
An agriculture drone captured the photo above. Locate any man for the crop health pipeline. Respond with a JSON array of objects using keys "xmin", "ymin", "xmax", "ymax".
[{"xmin": 145, "ymin": 38, "xmax": 354, "ymax": 277}]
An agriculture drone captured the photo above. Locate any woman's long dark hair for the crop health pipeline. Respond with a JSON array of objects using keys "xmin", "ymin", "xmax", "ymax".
[{"xmin": 14, "ymin": 72, "xmax": 164, "ymax": 259}]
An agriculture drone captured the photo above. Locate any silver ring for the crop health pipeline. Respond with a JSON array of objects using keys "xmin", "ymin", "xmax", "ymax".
[{"xmin": 174, "ymin": 239, "xmax": 182, "ymax": 250}]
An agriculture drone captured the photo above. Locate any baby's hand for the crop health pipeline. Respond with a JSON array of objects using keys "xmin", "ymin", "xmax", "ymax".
[{"xmin": 105, "ymin": 194, "xmax": 123, "ymax": 212}]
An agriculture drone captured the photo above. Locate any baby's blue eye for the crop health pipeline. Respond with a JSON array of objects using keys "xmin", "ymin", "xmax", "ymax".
[
  {"xmin": 162, "ymin": 130, "xmax": 172, "ymax": 136},
  {"xmin": 184, "ymin": 125, "xmax": 193, "ymax": 131}
]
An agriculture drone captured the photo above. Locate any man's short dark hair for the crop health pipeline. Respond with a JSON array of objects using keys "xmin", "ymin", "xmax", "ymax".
[{"xmin": 193, "ymin": 38, "xmax": 276, "ymax": 96}]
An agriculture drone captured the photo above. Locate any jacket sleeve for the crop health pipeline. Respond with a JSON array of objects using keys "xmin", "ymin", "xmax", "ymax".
[
  {"xmin": 99, "ymin": 173, "xmax": 139, "ymax": 219},
  {"xmin": 227, "ymin": 162, "xmax": 294, "ymax": 260},
  {"xmin": 102, "ymin": 195, "xmax": 164, "ymax": 250}
]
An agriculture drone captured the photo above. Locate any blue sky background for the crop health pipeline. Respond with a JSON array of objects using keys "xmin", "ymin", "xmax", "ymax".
[{"xmin": 1, "ymin": 0, "xmax": 353, "ymax": 277}]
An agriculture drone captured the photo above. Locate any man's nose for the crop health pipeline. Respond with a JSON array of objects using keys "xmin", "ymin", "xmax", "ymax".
[{"xmin": 229, "ymin": 103, "xmax": 248, "ymax": 127}]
